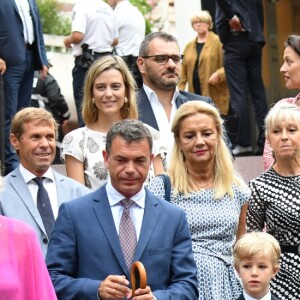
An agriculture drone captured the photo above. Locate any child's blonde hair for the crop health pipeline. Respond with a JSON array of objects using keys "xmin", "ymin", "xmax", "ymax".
[{"xmin": 233, "ymin": 232, "xmax": 281, "ymax": 269}]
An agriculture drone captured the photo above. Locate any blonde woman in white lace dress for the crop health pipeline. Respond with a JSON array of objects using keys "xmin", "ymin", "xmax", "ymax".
[{"xmin": 61, "ymin": 56, "xmax": 166, "ymax": 190}]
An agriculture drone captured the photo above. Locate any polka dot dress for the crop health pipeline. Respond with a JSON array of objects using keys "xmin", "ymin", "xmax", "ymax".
[
  {"xmin": 248, "ymin": 168, "xmax": 300, "ymax": 300},
  {"xmin": 148, "ymin": 177, "xmax": 250, "ymax": 300}
]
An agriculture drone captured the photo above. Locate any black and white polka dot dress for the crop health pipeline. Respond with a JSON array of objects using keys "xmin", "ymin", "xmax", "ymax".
[
  {"xmin": 148, "ymin": 177, "xmax": 250, "ymax": 300},
  {"xmin": 248, "ymin": 168, "xmax": 300, "ymax": 300}
]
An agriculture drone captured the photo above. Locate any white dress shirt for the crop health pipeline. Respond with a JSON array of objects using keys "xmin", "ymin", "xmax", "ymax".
[
  {"xmin": 243, "ymin": 290, "xmax": 272, "ymax": 300},
  {"xmin": 143, "ymin": 84, "xmax": 179, "ymax": 166},
  {"xmin": 106, "ymin": 179, "xmax": 145, "ymax": 240},
  {"xmin": 104, "ymin": 179, "xmax": 157, "ymax": 300},
  {"xmin": 14, "ymin": 0, "xmax": 34, "ymax": 44},
  {"xmin": 20, "ymin": 164, "xmax": 59, "ymax": 218}
]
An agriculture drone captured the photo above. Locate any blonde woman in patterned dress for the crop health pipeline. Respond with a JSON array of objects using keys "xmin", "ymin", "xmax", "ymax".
[
  {"xmin": 148, "ymin": 101, "xmax": 250, "ymax": 299},
  {"xmin": 248, "ymin": 103, "xmax": 300, "ymax": 299},
  {"xmin": 61, "ymin": 56, "xmax": 166, "ymax": 190}
]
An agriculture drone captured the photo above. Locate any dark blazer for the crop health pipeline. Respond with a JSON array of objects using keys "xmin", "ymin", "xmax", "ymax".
[
  {"xmin": 137, "ymin": 88, "xmax": 213, "ymax": 131},
  {"xmin": 215, "ymin": 0, "xmax": 265, "ymax": 44},
  {"xmin": 0, "ymin": 0, "xmax": 47, "ymax": 68},
  {"xmin": 236, "ymin": 292, "xmax": 280, "ymax": 300},
  {"xmin": 137, "ymin": 87, "xmax": 232, "ymax": 149},
  {"xmin": 46, "ymin": 186, "xmax": 199, "ymax": 300}
]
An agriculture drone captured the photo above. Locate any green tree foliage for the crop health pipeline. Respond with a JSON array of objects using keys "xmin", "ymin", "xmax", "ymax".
[{"xmin": 37, "ymin": 0, "xmax": 71, "ymax": 36}]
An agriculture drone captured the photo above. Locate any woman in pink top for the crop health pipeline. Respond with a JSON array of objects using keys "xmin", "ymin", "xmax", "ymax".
[
  {"xmin": 0, "ymin": 179, "xmax": 57, "ymax": 300},
  {"xmin": 263, "ymin": 35, "xmax": 300, "ymax": 170}
]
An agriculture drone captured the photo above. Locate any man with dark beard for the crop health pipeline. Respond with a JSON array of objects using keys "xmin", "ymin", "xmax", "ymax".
[{"xmin": 136, "ymin": 32, "xmax": 215, "ymax": 163}]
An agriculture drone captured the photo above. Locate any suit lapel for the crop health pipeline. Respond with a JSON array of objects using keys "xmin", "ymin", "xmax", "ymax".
[
  {"xmin": 10, "ymin": 168, "xmax": 45, "ymax": 233},
  {"xmin": 133, "ymin": 191, "xmax": 160, "ymax": 261},
  {"xmin": 92, "ymin": 187, "xmax": 129, "ymax": 275},
  {"xmin": 53, "ymin": 170, "xmax": 70, "ymax": 205},
  {"xmin": 11, "ymin": 0, "xmax": 20, "ymax": 16},
  {"xmin": 175, "ymin": 92, "xmax": 188, "ymax": 108},
  {"xmin": 137, "ymin": 88, "xmax": 159, "ymax": 130}
]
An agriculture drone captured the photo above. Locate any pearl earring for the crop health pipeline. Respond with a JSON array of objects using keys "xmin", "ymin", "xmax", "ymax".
[{"xmin": 124, "ymin": 97, "xmax": 128, "ymax": 103}]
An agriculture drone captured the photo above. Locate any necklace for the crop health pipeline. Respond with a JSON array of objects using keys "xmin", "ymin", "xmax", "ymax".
[{"xmin": 191, "ymin": 176, "xmax": 214, "ymax": 191}]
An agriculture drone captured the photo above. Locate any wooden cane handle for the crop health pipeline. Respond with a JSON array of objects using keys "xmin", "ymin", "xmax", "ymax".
[{"xmin": 131, "ymin": 261, "xmax": 147, "ymax": 296}]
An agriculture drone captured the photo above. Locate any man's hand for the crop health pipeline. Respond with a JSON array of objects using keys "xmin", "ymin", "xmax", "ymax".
[
  {"xmin": 39, "ymin": 65, "xmax": 48, "ymax": 80},
  {"xmin": 98, "ymin": 275, "xmax": 130, "ymax": 300},
  {"xmin": 229, "ymin": 15, "xmax": 243, "ymax": 31},
  {"xmin": 128, "ymin": 286, "xmax": 155, "ymax": 300},
  {"xmin": 0, "ymin": 58, "xmax": 7, "ymax": 75},
  {"xmin": 64, "ymin": 36, "xmax": 72, "ymax": 48}
]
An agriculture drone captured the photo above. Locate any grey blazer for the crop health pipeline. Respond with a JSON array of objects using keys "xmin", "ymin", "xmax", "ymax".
[{"xmin": 0, "ymin": 167, "xmax": 90, "ymax": 256}]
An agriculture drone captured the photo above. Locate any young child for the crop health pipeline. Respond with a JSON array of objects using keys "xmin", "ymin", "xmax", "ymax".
[{"xmin": 233, "ymin": 232, "xmax": 281, "ymax": 300}]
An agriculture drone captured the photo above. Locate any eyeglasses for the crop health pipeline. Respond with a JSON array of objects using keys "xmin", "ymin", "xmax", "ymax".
[{"xmin": 141, "ymin": 54, "xmax": 184, "ymax": 65}]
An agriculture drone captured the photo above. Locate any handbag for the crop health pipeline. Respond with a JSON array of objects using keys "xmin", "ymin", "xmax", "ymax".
[{"xmin": 158, "ymin": 174, "xmax": 171, "ymax": 202}]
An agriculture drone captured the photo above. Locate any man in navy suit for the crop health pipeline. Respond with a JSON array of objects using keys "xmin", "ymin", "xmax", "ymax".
[
  {"xmin": 215, "ymin": 0, "xmax": 268, "ymax": 156},
  {"xmin": 0, "ymin": 0, "xmax": 48, "ymax": 175},
  {"xmin": 46, "ymin": 119, "xmax": 198, "ymax": 300},
  {"xmin": 136, "ymin": 32, "xmax": 217, "ymax": 163}
]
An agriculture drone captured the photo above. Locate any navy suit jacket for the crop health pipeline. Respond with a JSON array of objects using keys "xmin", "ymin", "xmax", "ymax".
[
  {"xmin": 46, "ymin": 186, "xmax": 199, "ymax": 300},
  {"xmin": 137, "ymin": 87, "xmax": 232, "ymax": 149},
  {"xmin": 137, "ymin": 87, "xmax": 214, "ymax": 131},
  {"xmin": 215, "ymin": 0, "xmax": 265, "ymax": 44},
  {"xmin": 236, "ymin": 293, "xmax": 279, "ymax": 300},
  {"xmin": 0, "ymin": 167, "xmax": 90, "ymax": 256},
  {"xmin": 0, "ymin": 0, "xmax": 47, "ymax": 68}
]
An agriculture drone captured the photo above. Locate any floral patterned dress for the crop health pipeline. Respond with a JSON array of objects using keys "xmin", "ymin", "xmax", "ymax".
[
  {"xmin": 148, "ymin": 176, "xmax": 250, "ymax": 300},
  {"xmin": 61, "ymin": 125, "xmax": 166, "ymax": 191}
]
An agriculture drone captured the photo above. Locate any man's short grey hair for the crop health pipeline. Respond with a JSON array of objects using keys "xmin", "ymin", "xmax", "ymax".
[
  {"xmin": 139, "ymin": 31, "xmax": 180, "ymax": 57},
  {"xmin": 106, "ymin": 120, "xmax": 153, "ymax": 155}
]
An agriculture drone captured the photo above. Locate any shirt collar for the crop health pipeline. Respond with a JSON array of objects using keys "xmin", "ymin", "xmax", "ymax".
[
  {"xmin": 19, "ymin": 164, "xmax": 54, "ymax": 184},
  {"xmin": 143, "ymin": 84, "xmax": 158, "ymax": 103},
  {"xmin": 105, "ymin": 179, "xmax": 146, "ymax": 208},
  {"xmin": 243, "ymin": 290, "xmax": 272, "ymax": 300},
  {"xmin": 142, "ymin": 83, "xmax": 179, "ymax": 106}
]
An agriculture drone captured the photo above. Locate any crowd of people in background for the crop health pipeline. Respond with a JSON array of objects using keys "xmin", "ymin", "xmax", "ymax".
[{"xmin": 1, "ymin": 0, "xmax": 300, "ymax": 299}]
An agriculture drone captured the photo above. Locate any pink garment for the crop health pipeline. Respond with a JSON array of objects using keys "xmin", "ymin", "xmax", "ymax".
[
  {"xmin": 0, "ymin": 216, "xmax": 57, "ymax": 300},
  {"xmin": 263, "ymin": 94, "xmax": 300, "ymax": 170}
]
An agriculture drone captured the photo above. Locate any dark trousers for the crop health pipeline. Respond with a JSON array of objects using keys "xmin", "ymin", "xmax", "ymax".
[
  {"xmin": 121, "ymin": 55, "xmax": 143, "ymax": 89},
  {"xmin": 223, "ymin": 36, "xmax": 268, "ymax": 147},
  {"xmin": 72, "ymin": 64, "xmax": 86, "ymax": 127},
  {"xmin": 3, "ymin": 49, "xmax": 34, "ymax": 174},
  {"xmin": 72, "ymin": 52, "xmax": 112, "ymax": 126}
]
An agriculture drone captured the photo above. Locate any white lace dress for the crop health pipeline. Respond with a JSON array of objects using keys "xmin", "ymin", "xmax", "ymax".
[{"xmin": 61, "ymin": 125, "xmax": 167, "ymax": 191}]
